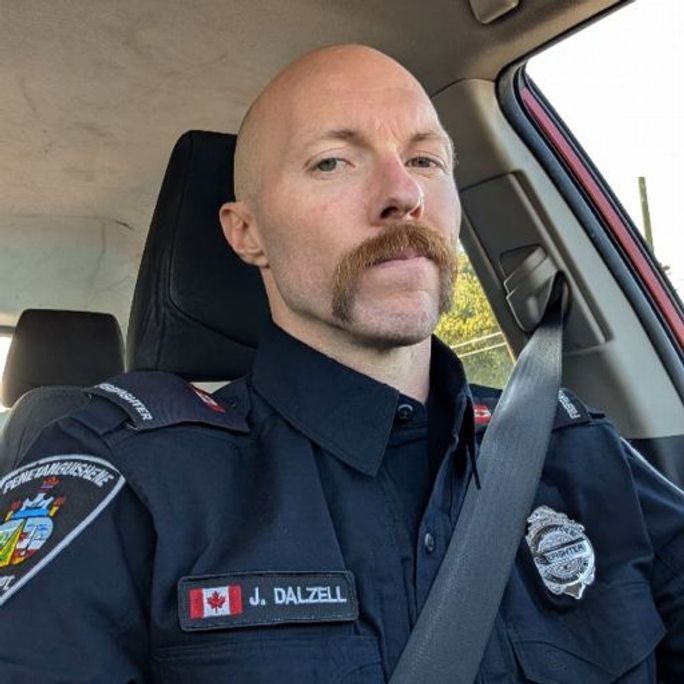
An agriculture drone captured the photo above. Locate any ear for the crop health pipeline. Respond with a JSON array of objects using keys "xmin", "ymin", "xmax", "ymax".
[{"xmin": 219, "ymin": 200, "xmax": 269, "ymax": 268}]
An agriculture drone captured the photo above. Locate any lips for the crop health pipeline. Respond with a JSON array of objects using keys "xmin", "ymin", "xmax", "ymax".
[{"xmin": 374, "ymin": 249, "xmax": 425, "ymax": 266}]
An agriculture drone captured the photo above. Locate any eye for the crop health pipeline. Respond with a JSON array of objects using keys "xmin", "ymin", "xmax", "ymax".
[
  {"xmin": 407, "ymin": 155, "xmax": 442, "ymax": 169},
  {"xmin": 314, "ymin": 157, "xmax": 343, "ymax": 172}
]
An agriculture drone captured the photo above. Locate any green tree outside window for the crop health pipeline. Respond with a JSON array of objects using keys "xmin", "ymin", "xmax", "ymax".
[{"xmin": 436, "ymin": 248, "xmax": 514, "ymax": 388}]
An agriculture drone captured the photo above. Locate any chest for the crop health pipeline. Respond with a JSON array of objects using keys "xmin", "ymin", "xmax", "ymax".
[{"xmin": 119, "ymin": 425, "xmax": 663, "ymax": 683}]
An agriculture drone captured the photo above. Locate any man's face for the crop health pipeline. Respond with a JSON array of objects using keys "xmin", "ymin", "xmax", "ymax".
[{"xmin": 234, "ymin": 51, "xmax": 461, "ymax": 349}]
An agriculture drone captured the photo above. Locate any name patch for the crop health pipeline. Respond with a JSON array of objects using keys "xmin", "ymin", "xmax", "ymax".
[{"xmin": 178, "ymin": 571, "xmax": 358, "ymax": 631}]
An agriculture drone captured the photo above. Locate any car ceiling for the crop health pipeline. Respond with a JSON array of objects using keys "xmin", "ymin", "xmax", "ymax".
[{"xmin": 0, "ymin": 0, "xmax": 622, "ymax": 327}]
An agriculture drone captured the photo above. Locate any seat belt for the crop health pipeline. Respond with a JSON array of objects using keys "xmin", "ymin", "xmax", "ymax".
[{"xmin": 389, "ymin": 273, "xmax": 567, "ymax": 684}]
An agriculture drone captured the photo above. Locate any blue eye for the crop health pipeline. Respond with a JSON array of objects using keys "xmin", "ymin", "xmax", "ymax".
[{"xmin": 315, "ymin": 158, "xmax": 340, "ymax": 172}]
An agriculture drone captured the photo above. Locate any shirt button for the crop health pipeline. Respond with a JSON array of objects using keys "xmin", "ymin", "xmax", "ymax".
[
  {"xmin": 396, "ymin": 403, "xmax": 414, "ymax": 424},
  {"xmin": 424, "ymin": 532, "xmax": 436, "ymax": 554}
]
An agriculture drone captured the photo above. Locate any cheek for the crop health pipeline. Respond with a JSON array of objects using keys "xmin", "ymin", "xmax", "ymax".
[
  {"xmin": 264, "ymin": 196, "xmax": 347, "ymax": 260},
  {"xmin": 428, "ymin": 184, "xmax": 461, "ymax": 239},
  {"xmin": 259, "ymin": 178, "xmax": 369, "ymax": 280},
  {"xmin": 263, "ymin": 217, "xmax": 338, "ymax": 291}
]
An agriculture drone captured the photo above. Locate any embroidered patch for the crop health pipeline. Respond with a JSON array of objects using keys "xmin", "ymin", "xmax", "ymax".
[
  {"xmin": 191, "ymin": 387, "xmax": 226, "ymax": 414},
  {"xmin": 0, "ymin": 455, "xmax": 125, "ymax": 606},
  {"xmin": 178, "ymin": 571, "xmax": 358, "ymax": 631},
  {"xmin": 472, "ymin": 403, "xmax": 492, "ymax": 426},
  {"xmin": 555, "ymin": 389, "xmax": 590, "ymax": 428},
  {"xmin": 95, "ymin": 382, "xmax": 154, "ymax": 421},
  {"xmin": 89, "ymin": 372, "xmax": 249, "ymax": 433},
  {"xmin": 526, "ymin": 505, "xmax": 596, "ymax": 599}
]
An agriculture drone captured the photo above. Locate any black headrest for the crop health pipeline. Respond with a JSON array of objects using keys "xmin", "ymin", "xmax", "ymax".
[
  {"xmin": 2, "ymin": 309, "xmax": 124, "ymax": 407},
  {"xmin": 126, "ymin": 130, "xmax": 269, "ymax": 380}
]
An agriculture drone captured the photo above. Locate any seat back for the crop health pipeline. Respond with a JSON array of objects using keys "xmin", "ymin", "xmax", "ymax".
[
  {"xmin": 1, "ymin": 130, "xmax": 264, "ymax": 472},
  {"xmin": 0, "ymin": 387, "xmax": 89, "ymax": 473},
  {"xmin": 2, "ymin": 309, "xmax": 124, "ymax": 407},
  {"xmin": 126, "ymin": 130, "xmax": 270, "ymax": 381},
  {"xmin": 0, "ymin": 309, "xmax": 124, "ymax": 474}
]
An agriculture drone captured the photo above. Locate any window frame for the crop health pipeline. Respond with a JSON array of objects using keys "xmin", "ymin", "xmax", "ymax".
[{"xmin": 498, "ymin": 65, "xmax": 684, "ymax": 395}]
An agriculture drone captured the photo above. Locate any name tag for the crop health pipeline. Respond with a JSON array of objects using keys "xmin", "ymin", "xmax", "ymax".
[{"xmin": 178, "ymin": 571, "xmax": 358, "ymax": 631}]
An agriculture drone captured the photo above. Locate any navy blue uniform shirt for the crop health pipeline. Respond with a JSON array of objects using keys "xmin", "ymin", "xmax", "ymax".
[{"xmin": 0, "ymin": 322, "xmax": 683, "ymax": 683}]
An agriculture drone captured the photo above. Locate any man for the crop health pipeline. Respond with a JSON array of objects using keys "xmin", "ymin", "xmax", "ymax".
[{"xmin": 0, "ymin": 45, "xmax": 682, "ymax": 683}]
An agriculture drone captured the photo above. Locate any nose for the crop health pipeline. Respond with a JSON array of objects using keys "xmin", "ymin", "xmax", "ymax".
[{"xmin": 373, "ymin": 157, "xmax": 425, "ymax": 223}]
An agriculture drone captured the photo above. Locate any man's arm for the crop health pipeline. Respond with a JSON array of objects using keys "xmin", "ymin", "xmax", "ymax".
[
  {"xmin": 623, "ymin": 440, "xmax": 684, "ymax": 682},
  {"xmin": 0, "ymin": 417, "xmax": 154, "ymax": 683}
]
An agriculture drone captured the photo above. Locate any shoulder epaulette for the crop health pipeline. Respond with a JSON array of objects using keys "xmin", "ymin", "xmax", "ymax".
[
  {"xmin": 77, "ymin": 371, "xmax": 249, "ymax": 435},
  {"xmin": 470, "ymin": 384, "xmax": 603, "ymax": 434}
]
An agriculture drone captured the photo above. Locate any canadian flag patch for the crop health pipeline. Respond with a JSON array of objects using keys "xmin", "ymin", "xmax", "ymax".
[{"xmin": 189, "ymin": 585, "xmax": 243, "ymax": 619}]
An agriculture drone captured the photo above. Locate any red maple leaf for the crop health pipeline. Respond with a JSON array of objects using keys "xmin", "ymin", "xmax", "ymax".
[{"xmin": 207, "ymin": 591, "xmax": 226, "ymax": 612}]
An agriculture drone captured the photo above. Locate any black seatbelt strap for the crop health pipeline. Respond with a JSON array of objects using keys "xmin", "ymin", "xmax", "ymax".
[{"xmin": 389, "ymin": 273, "xmax": 567, "ymax": 684}]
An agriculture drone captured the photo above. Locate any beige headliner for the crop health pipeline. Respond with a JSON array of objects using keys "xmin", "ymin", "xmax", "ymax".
[{"xmin": 0, "ymin": 0, "xmax": 621, "ymax": 325}]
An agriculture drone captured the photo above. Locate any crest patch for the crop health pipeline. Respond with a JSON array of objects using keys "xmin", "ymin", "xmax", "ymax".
[
  {"xmin": 525, "ymin": 505, "xmax": 596, "ymax": 599},
  {"xmin": 0, "ymin": 455, "xmax": 125, "ymax": 606}
]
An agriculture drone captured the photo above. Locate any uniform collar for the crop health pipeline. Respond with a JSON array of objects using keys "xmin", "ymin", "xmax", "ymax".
[{"xmin": 250, "ymin": 322, "xmax": 468, "ymax": 477}]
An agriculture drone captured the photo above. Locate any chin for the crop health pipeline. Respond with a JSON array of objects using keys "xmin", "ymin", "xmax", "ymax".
[{"xmin": 347, "ymin": 307, "xmax": 439, "ymax": 349}]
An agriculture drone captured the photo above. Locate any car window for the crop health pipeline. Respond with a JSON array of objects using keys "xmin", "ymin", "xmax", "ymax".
[
  {"xmin": 435, "ymin": 245, "xmax": 513, "ymax": 388},
  {"xmin": 526, "ymin": 0, "xmax": 684, "ymax": 300},
  {"xmin": 0, "ymin": 333, "xmax": 12, "ymax": 418}
]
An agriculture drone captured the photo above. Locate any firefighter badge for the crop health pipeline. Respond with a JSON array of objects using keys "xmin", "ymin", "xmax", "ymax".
[{"xmin": 525, "ymin": 505, "xmax": 595, "ymax": 599}]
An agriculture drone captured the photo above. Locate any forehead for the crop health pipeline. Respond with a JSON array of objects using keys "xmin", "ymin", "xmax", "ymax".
[{"xmin": 284, "ymin": 82, "xmax": 442, "ymax": 147}]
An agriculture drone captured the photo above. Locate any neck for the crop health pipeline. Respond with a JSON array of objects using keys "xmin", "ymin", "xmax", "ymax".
[{"xmin": 274, "ymin": 316, "xmax": 432, "ymax": 402}]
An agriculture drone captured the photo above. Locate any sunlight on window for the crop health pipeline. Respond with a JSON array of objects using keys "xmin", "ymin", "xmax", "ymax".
[{"xmin": 527, "ymin": 0, "xmax": 684, "ymax": 297}]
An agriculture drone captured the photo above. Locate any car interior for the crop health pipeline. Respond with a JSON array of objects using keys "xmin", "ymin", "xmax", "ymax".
[{"xmin": 0, "ymin": 0, "xmax": 682, "ymax": 487}]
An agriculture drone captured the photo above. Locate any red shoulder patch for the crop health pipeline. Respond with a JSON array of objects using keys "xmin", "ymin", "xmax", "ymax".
[
  {"xmin": 191, "ymin": 386, "xmax": 226, "ymax": 414},
  {"xmin": 473, "ymin": 403, "xmax": 492, "ymax": 426}
]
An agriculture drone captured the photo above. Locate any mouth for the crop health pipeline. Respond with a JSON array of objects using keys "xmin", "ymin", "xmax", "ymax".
[{"xmin": 373, "ymin": 251, "xmax": 429, "ymax": 268}]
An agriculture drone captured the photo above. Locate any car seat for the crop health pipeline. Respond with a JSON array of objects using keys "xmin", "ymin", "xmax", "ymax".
[
  {"xmin": 126, "ymin": 130, "xmax": 269, "ymax": 380},
  {"xmin": 0, "ymin": 130, "xmax": 267, "ymax": 474},
  {"xmin": 0, "ymin": 309, "xmax": 124, "ymax": 473}
]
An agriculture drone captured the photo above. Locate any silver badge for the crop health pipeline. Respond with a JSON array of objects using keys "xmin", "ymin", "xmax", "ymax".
[{"xmin": 525, "ymin": 506, "xmax": 595, "ymax": 599}]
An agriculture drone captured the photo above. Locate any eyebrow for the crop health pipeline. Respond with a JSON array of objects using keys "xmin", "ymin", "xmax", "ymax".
[
  {"xmin": 412, "ymin": 130, "xmax": 456, "ymax": 163},
  {"xmin": 306, "ymin": 127, "xmax": 456, "ymax": 164}
]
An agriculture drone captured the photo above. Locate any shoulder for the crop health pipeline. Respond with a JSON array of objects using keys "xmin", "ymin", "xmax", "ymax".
[
  {"xmin": 468, "ymin": 382, "xmax": 638, "ymax": 488},
  {"xmin": 469, "ymin": 383, "xmax": 607, "ymax": 434},
  {"xmin": 9, "ymin": 371, "xmax": 253, "ymax": 480},
  {"xmin": 0, "ymin": 373, "xmax": 256, "ymax": 610},
  {"xmin": 85, "ymin": 370, "xmax": 250, "ymax": 436}
]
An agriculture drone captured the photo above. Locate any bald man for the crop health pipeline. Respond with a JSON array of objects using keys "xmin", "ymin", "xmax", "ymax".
[
  {"xmin": 1, "ymin": 46, "xmax": 683, "ymax": 683},
  {"xmin": 221, "ymin": 44, "xmax": 459, "ymax": 402}
]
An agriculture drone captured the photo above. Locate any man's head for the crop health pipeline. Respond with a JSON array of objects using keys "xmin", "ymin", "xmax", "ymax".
[{"xmin": 220, "ymin": 44, "xmax": 460, "ymax": 351}]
